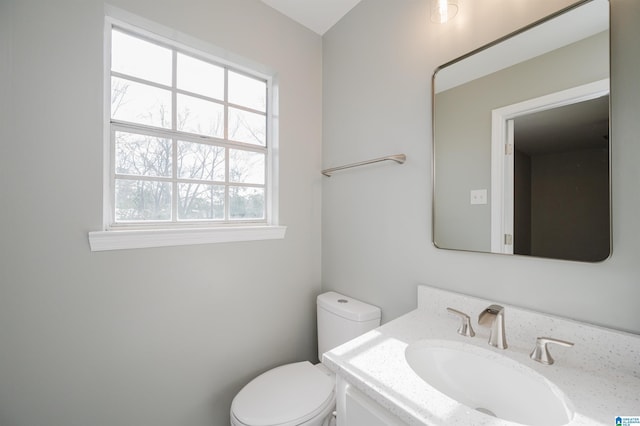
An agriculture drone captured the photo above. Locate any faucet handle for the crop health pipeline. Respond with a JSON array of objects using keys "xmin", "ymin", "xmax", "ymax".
[
  {"xmin": 530, "ymin": 337, "xmax": 574, "ymax": 365},
  {"xmin": 446, "ymin": 307, "xmax": 475, "ymax": 337}
]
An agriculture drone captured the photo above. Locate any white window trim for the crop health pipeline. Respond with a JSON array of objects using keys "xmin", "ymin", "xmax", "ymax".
[
  {"xmin": 89, "ymin": 5, "xmax": 285, "ymax": 251},
  {"xmin": 88, "ymin": 226, "xmax": 287, "ymax": 251}
]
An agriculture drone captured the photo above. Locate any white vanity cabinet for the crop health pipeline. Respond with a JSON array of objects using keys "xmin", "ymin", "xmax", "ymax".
[{"xmin": 336, "ymin": 376, "xmax": 407, "ymax": 426}]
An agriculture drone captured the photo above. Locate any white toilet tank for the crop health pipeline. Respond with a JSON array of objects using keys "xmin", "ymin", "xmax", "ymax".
[{"xmin": 316, "ymin": 292, "xmax": 381, "ymax": 360}]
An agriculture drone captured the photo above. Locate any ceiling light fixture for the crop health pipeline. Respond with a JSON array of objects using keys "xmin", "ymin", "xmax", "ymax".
[{"xmin": 431, "ymin": 0, "xmax": 459, "ymax": 24}]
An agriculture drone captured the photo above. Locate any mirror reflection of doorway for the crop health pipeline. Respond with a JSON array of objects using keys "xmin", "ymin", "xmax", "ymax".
[
  {"xmin": 491, "ymin": 79, "xmax": 611, "ymax": 261},
  {"xmin": 512, "ymin": 95, "xmax": 610, "ymax": 261}
]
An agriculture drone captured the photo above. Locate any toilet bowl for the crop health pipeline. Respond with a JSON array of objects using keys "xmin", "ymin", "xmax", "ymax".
[
  {"xmin": 230, "ymin": 362, "xmax": 335, "ymax": 426},
  {"xmin": 230, "ymin": 292, "xmax": 381, "ymax": 426}
]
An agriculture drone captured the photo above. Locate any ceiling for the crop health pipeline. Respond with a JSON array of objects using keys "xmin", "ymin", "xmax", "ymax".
[{"xmin": 260, "ymin": 0, "xmax": 362, "ymax": 35}]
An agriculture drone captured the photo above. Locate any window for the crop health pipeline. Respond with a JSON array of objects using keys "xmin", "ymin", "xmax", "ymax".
[{"xmin": 89, "ymin": 11, "xmax": 285, "ymax": 251}]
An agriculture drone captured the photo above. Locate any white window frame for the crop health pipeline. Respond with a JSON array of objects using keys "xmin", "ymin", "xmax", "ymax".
[{"xmin": 89, "ymin": 6, "xmax": 285, "ymax": 251}]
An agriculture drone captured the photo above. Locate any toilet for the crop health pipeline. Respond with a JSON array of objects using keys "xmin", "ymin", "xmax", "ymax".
[{"xmin": 230, "ymin": 292, "xmax": 381, "ymax": 426}]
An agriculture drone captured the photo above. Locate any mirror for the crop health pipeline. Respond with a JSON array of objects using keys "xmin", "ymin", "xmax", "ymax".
[{"xmin": 433, "ymin": 0, "xmax": 610, "ymax": 262}]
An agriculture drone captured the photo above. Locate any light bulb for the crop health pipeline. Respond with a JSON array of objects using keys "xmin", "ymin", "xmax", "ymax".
[{"xmin": 431, "ymin": 0, "xmax": 459, "ymax": 24}]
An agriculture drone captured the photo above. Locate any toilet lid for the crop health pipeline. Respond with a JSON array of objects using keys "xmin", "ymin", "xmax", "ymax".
[{"xmin": 231, "ymin": 361, "xmax": 334, "ymax": 426}]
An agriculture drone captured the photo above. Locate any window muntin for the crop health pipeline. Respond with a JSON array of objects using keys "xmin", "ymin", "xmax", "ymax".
[{"xmin": 108, "ymin": 26, "xmax": 270, "ymax": 227}]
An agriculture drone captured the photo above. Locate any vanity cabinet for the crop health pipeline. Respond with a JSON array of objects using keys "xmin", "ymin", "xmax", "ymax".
[{"xmin": 336, "ymin": 376, "xmax": 407, "ymax": 426}]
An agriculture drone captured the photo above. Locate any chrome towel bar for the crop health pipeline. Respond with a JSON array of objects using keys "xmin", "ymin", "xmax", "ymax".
[{"xmin": 321, "ymin": 154, "xmax": 406, "ymax": 177}]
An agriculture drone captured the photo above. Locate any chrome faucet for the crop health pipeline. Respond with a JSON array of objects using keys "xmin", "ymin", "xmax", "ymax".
[{"xmin": 478, "ymin": 304, "xmax": 508, "ymax": 349}]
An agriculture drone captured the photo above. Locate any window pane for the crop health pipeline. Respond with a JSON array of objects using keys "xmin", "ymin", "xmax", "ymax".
[
  {"xmin": 115, "ymin": 132, "xmax": 172, "ymax": 177},
  {"xmin": 115, "ymin": 179, "xmax": 171, "ymax": 221},
  {"xmin": 111, "ymin": 77, "xmax": 172, "ymax": 128},
  {"xmin": 178, "ymin": 183, "xmax": 224, "ymax": 220},
  {"xmin": 229, "ymin": 149, "xmax": 265, "ymax": 184},
  {"xmin": 111, "ymin": 29, "xmax": 172, "ymax": 86},
  {"xmin": 177, "ymin": 141, "xmax": 225, "ymax": 181},
  {"xmin": 230, "ymin": 187, "xmax": 265, "ymax": 220},
  {"xmin": 228, "ymin": 71, "xmax": 266, "ymax": 112},
  {"xmin": 177, "ymin": 94, "xmax": 224, "ymax": 138},
  {"xmin": 228, "ymin": 107, "xmax": 266, "ymax": 146},
  {"xmin": 177, "ymin": 53, "xmax": 224, "ymax": 100}
]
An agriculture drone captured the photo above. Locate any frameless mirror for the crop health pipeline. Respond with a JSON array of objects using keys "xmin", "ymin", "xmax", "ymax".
[{"xmin": 433, "ymin": 0, "xmax": 610, "ymax": 262}]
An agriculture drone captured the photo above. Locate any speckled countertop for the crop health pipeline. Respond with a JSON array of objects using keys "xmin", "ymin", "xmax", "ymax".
[{"xmin": 322, "ymin": 285, "xmax": 640, "ymax": 426}]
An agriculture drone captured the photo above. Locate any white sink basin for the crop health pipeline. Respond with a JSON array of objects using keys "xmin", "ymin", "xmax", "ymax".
[{"xmin": 405, "ymin": 339, "xmax": 574, "ymax": 426}]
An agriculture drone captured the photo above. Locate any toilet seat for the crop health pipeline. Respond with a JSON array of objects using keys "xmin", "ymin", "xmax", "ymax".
[{"xmin": 231, "ymin": 361, "xmax": 335, "ymax": 426}]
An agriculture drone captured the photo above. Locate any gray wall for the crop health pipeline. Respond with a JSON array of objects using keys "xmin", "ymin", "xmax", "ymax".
[
  {"xmin": 322, "ymin": 0, "xmax": 640, "ymax": 332},
  {"xmin": 0, "ymin": 1, "xmax": 322, "ymax": 426},
  {"xmin": 433, "ymin": 31, "xmax": 608, "ymax": 251}
]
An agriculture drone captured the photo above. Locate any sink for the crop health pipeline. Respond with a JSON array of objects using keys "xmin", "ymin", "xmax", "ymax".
[{"xmin": 405, "ymin": 339, "xmax": 574, "ymax": 426}]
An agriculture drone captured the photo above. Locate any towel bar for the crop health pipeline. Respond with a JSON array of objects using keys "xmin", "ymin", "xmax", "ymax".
[{"xmin": 321, "ymin": 154, "xmax": 406, "ymax": 177}]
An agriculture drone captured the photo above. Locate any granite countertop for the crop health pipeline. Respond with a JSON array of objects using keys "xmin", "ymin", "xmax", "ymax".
[{"xmin": 322, "ymin": 285, "xmax": 640, "ymax": 426}]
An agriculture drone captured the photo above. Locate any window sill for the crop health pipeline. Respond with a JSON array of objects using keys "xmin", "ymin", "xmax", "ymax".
[{"xmin": 88, "ymin": 225, "xmax": 287, "ymax": 251}]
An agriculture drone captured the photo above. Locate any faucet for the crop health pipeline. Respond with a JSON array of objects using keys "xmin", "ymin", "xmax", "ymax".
[{"xmin": 478, "ymin": 304, "xmax": 508, "ymax": 349}]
